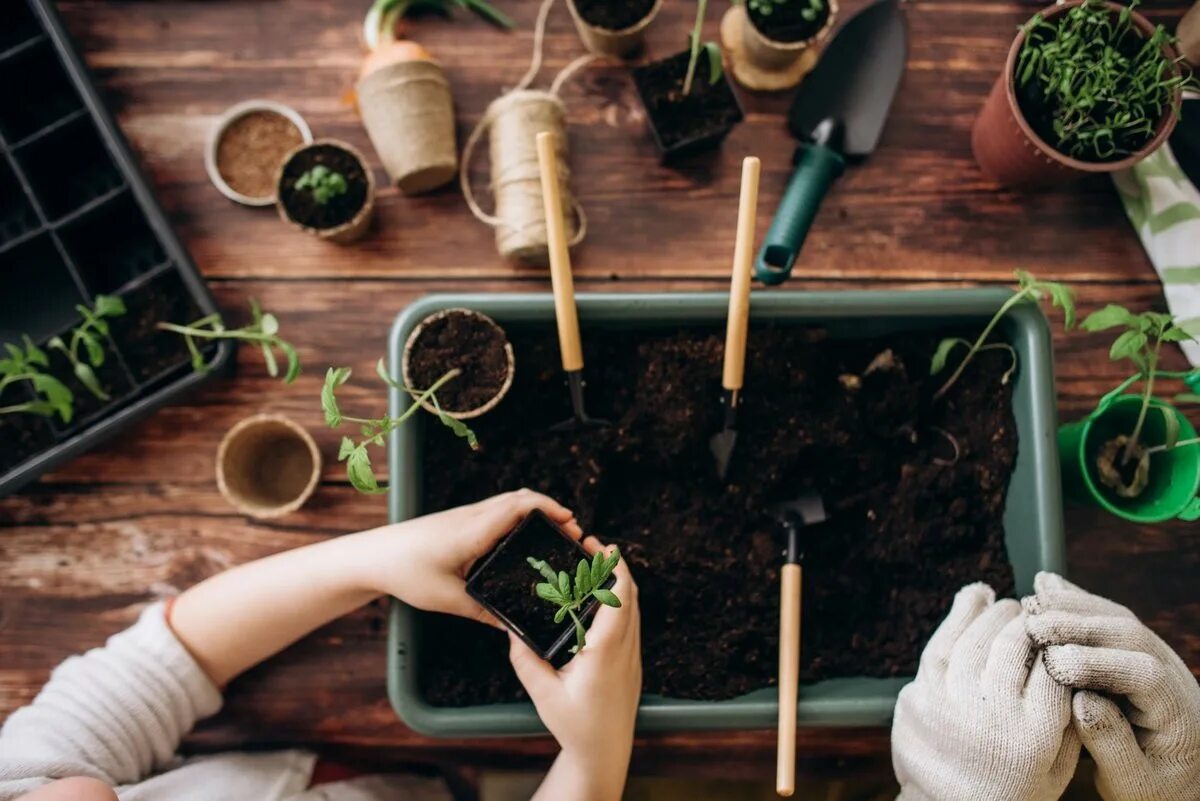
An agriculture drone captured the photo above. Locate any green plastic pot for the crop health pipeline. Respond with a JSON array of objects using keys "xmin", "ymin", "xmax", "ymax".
[
  {"xmin": 1059, "ymin": 395, "xmax": 1200, "ymax": 523},
  {"xmin": 386, "ymin": 289, "xmax": 1067, "ymax": 735}
]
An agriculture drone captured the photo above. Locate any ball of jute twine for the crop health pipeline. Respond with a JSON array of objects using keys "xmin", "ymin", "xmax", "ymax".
[{"xmin": 460, "ymin": 0, "xmax": 595, "ymax": 266}]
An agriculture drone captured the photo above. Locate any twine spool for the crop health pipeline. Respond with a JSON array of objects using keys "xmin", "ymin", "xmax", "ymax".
[
  {"xmin": 461, "ymin": 0, "xmax": 593, "ymax": 266},
  {"xmin": 357, "ymin": 59, "xmax": 457, "ymax": 194}
]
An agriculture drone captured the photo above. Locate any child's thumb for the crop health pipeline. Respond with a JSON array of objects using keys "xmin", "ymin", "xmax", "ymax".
[{"xmin": 507, "ymin": 631, "xmax": 560, "ymax": 704}]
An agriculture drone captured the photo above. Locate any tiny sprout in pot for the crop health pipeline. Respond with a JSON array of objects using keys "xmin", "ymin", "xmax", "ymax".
[
  {"xmin": 721, "ymin": 0, "xmax": 837, "ymax": 91},
  {"xmin": 466, "ymin": 509, "xmax": 620, "ymax": 661},
  {"xmin": 276, "ymin": 139, "xmax": 376, "ymax": 243},
  {"xmin": 401, "ymin": 308, "xmax": 515, "ymax": 420}
]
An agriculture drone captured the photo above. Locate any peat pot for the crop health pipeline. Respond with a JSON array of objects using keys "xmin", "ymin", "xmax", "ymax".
[{"xmin": 386, "ymin": 289, "xmax": 1066, "ymax": 734}]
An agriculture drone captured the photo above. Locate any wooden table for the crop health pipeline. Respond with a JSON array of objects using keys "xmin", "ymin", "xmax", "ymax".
[{"xmin": 1, "ymin": 0, "xmax": 1197, "ymax": 783}]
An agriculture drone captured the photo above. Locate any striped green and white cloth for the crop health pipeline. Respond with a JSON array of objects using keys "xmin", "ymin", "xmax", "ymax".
[{"xmin": 1113, "ymin": 120, "xmax": 1200, "ymax": 368}]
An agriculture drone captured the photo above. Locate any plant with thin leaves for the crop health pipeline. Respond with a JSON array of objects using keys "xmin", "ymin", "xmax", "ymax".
[
  {"xmin": 0, "ymin": 336, "xmax": 73, "ymax": 423},
  {"xmin": 322, "ymin": 360, "xmax": 478, "ymax": 494},
  {"xmin": 47, "ymin": 294, "xmax": 126, "ymax": 402},
  {"xmin": 682, "ymin": 0, "xmax": 724, "ymax": 96},
  {"xmin": 294, "ymin": 166, "xmax": 348, "ymax": 205},
  {"xmin": 930, "ymin": 270, "xmax": 1076, "ymax": 401},
  {"xmin": 748, "ymin": 0, "xmax": 825, "ymax": 23},
  {"xmin": 363, "ymin": 0, "xmax": 514, "ymax": 50},
  {"xmin": 1079, "ymin": 304, "xmax": 1199, "ymax": 496},
  {"xmin": 1015, "ymin": 0, "xmax": 1194, "ymax": 161},
  {"xmin": 156, "ymin": 299, "xmax": 300, "ymax": 383},
  {"xmin": 527, "ymin": 547, "xmax": 621, "ymax": 653}
]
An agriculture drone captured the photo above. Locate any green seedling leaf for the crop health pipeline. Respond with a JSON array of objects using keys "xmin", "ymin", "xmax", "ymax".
[
  {"xmin": 527, "ymin": 556, "xmax": 560, "ymax": 584},
  {"xmin": 536, "ymin": 582, "xmax": 563, "ymax": 603},
  {"xmin": 1109, "ymin": 329, "xmax": 1147, "ymax": 361},
  {"xmin": 73, "ymin": 362, "xmax": 108, "ymax": 401},
  {"xmin": 1082, "ymin": 304, "xmax": 1135, "ymax": 332},
  {"xmin": 430, "ymin": 393, "xmax": 480, "ymax": 450},
  {"xmin": 345, "ymin": 445, "xmax": 385, "ymax": 494},
  {"xmin": 554, "ymin": 606, "xmax": 568, "ymax": 624},
  {"xmin": 576, "ymin": 558, "xmax": 591, "ymax": 598},
  {"xmin": 593, "ymin": 589, "xmax": 621, "ymax": 608},
  {"xmin": 1162, "ymin": 326, "xmax": 1196, "ymax": 343},
  {"xmin": 703, "ymin": 41, "xmax": 723, "ymax": 85},
  {"xmin": 526, "ymin": 549, "xmax": 623, "ymax": 654},
  {"xmin": 259, "ymin": 313, "xmax": 280, "ymax": 337},
  {"xmin": 261, "ymin": 342, "xmax": 279, "ymax": 377},
  {"xmin": 30, "ymin": 373, "xmax": 73, "ymax": 423},
  {"xmin": 93, "ymin": 294, "xmax": 126, "ymax": 318},
  {"xmin": 590, "ymin": 550, "xmax": 605, "ymax": 586},
  {"xmin": 82, "ymin": 334, "xmax": 105, "ymax": 368},
  {"xmin": 930, "ymin": 338, "xmax": 970, "ymax": 376},
  {"xmin": 323, "ymin": 367, "xmax": 351, "ymax": 427},
  {"xmin": 558, "ymin": 570, "xmax": 571, "ymax": 598},
  {"xmin": 339, "ymin": 436, "xmax": 357, "ymax": 460}
]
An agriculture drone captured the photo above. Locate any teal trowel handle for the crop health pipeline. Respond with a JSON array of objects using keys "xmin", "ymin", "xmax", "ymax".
[{"xmin": 756, "ymin": 143, "xmax": 846, "ymax": 286}]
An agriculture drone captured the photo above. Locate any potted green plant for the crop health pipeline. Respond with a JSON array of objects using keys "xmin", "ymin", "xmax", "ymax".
[
  {"xmin": 631, "ymin": 0, "xmax": 745, "ymax": 159},
  {"xmin": 276, "ymin": 140, "xmax": 376, "ymax": 244},
  {"xmin": 566, "ymin": 0, "xmax": 662, "ymax": 59},
  {"xmin": 720, "ymin": 0, "xmax": 838, "ymax": 92},
  {"xmin": 465, "ymin": 509, "xmax": 621, "ymax": 660},
  {"xmin": 972, "ymin": 0, "xmax": 1192, "ymax": 188},
  {"xmin": 1059, "ymin": 305, "xmax": 1199, "ymax": 522}
]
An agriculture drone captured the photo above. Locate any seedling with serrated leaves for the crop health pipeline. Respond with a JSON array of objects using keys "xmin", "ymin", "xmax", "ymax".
[
  {"xmin": 1079, "ymin": 304, "xmax": 1199, "ymax": 497},
  {"xmin": 528, "ymin": 547, "xmax": 621, "ymax": 653},
  {"xmin": 682, "ymin": 0, "xmax": 724, "ymax": 95},
  {"xmin": 0, "ymin": 336, "xmax": 73, "ymax": 423},
  {"xmin": 156, "ymin": 299, "xmax": 300, "ymax": 383},
  {"xmin": 294, "ymin": 166, "xmax": 348, "ymax": 205},
  {"xmin": 47, "ymin": 294, "xmax": 126, "ymax": 402},
  {"xmin": 322, "ymin": 360, "xmax": 478, "ymax": 494},
  {"xmin": 931, "ymin": 270, "xmax": 1075, "ymax": 401}
]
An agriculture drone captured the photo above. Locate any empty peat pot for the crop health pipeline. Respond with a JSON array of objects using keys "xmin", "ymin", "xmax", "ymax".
[
  {"xmin": 217, "ymin": 413, "xmax": 321, "ymax": 519},
  {"xmin": 401, "ymin": 308, "xmax": 514, "ymax": 419},
  {"xmin": 466, "ymin": 509, "xmax": 614, "ymax": 660},
  {"xmin": 276, "ymin": 139, "xmax": 376, "ymax": 244},
  {"xmin": 206, "ymin": 99, "xmax": 312, "ymax": 206},
  {"xmin": 566, "ymin": 0, "xmax": 662, "ymax": 58}
]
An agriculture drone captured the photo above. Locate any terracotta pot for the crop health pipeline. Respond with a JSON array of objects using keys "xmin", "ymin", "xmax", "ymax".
[
  {"xmin": 971, "ymin": 0, "xmax": 1183, "ymax": 188},
  {"xmin": 401, "ymin": 308, "xmax": 515, "ymax": 420},
  {"xmin": 217, "ymin": 413, "xmax": 321, "ymax": 519},
  {"xmin": 566, "ymin": 0, "xmax": 662, "ymax": 59},
  {"xmin": 276, "ymin": 139, "xmax": 376, "ymax": 244}
]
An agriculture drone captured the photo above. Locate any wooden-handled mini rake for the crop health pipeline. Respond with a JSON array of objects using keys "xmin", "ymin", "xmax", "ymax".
[
  {"xmin": 535, "ymin": 131, "xmax": 610, "ymax": 432},
  {"xmin": 709, "ymin": 156, "xmax": 761, "ymax": 481}
]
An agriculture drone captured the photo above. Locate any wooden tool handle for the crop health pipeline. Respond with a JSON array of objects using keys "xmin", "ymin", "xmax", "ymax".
[
  {"xmin": 535, "ymin": 131, "xmax": 583, "ymax": 373},
  {"xmin": 776, "ymin": 562, "xmax": 802, "ymax": 797},
  {"xmin": 723, "ymin": 157, "xmax": 761, "ymax": 391}
]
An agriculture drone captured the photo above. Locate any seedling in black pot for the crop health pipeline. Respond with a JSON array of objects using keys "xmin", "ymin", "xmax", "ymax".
[{"xmin": 466, "ymin": 509, "xmax": 620, "ymax": 660}]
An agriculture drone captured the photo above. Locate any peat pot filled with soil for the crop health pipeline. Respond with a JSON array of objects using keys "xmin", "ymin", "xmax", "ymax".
[
  {"xmin": 972, "ymin": 0, "xmax": 1188, "ymax": 188},
  {"xmin": 401, "ymin": 308, "xmax": 515, "ymax": 419},
  {"xmin": 632, "ymin": 50, "xmax": 745, "ymax": 160},
  {"xmin": 386, "ymin": 290, "xmax": 1067, "ymax": 735},
  {"xmin": 722, "ymin": 0, "xmax": 838, "ymax": 91},
  {"xmin": 276, "ymin": 139, "xmax": 375, "ymax": 244},
  {"xmin": 566, "ymin": 0, "xmax": 662, "ymax": 58}
]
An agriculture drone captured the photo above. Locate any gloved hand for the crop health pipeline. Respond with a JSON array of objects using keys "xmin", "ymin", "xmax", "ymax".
[
  {"xmin": 1024, "ymin": 572, "xmax": 1200, "ymax": 801},
  {"xmin": 892, "ymin": 582, "xmax": 1080, "ymax": 801}
]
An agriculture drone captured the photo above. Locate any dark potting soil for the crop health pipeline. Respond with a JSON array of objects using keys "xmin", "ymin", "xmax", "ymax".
[
  {"xmin": 278, "ymin": 144, "xmax": 369, "ymax": 230},
  {"xmin": 574, "ymin": 0, "xmax": 655, "ymax": 31},
  {"xmin": 747, "ymin": 0, "xmax": 831, "ymax": 43},
  {"xmin": 468, "ymin": 511, "xmax": 600, "ymax": 657},
  {"xmin": 418, "ymin": 325, "xmax": 1018, "ymax": 705},
  {"xmin": 632, "ymin": 51, "xmax": 744, "ymax": 153},
  {"xmin": 0, "ymin": 405, "xmax": 56, "ymax": 473},
  {"xmin": 109, "ymin": 270, "xmax": 211, "ymax": 383},
  {"xmin": 408, "ymin": 312, "xmax": 510, "ymax": 413}
]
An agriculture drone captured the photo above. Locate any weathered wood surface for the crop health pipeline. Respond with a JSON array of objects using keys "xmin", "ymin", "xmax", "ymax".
[{"xmin": 1, "ymin": 0, "xmax": 1197, "ymax": 780}]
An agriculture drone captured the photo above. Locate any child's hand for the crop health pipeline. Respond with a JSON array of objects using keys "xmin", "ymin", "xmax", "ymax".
[
  {"xmin": 508, "ymin": 539, "xmax": 641, "ymax": 801},
  {"xmin": 359, "ymin": 489, "xmax": 583, "ymax": 626}
]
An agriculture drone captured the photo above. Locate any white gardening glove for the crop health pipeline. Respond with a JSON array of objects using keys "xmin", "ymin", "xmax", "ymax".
[
  {"xmin": 892, "ymin": 582, "xmax": 1080, "ymax": 801},
  {"xmin": 1024, "ymin": 572, "xmax": 1200, "ymax": 801}
]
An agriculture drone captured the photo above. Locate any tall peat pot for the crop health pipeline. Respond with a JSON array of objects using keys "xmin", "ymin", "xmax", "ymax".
[
  {"xmin": 566, "ymin": 0, "xmax": 662, "ymax": 58},
  {"xmin": 971, "ymin": 0, "xmax": 1183, "ymax": 188}
]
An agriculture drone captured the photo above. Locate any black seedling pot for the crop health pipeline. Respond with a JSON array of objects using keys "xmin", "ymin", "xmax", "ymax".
[
  {"xmin": 632, "ymin": 49, "xmax": 745, "ymax": 161},
  {"xmin": 466, "ymin": 509, "xmax": 614, "ymax": 661}
]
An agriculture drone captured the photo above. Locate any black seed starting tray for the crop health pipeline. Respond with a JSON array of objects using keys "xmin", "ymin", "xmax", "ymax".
[{"xmin": 0, "ymin": 0, "xmax": 231, "ymax": 496}]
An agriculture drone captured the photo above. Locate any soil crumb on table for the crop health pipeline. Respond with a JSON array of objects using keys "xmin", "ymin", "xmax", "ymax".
[{"xmin": 419, "ymin": 325, "xmax": 1018, "ymax": 704}]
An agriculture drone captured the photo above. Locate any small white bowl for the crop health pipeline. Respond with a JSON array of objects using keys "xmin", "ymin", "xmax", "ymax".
[{"xmin": 205, "ymin": 99, "xmax": 313, "ymax": 207}]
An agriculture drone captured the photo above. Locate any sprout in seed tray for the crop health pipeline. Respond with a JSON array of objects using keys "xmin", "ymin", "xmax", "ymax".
[
  {"xmin": 47, "ymin": 294, "xmax": 127, "ymax": 402},
  {"xmin": 322, "ymin": 360, "xmax": 478, "ymax": 494},
  {"xmin": 1079, "ymin": 304, "xmax": 1200, "ymax": 497},
  {"xmin": 294, "ymin": 166, "xmax": 349, "ymax": 205},
  {"xmin": 157, "ymin": 299, "xmax": 300, "ymax": 383},
  {"xmin": 930, "ymin": 270, "xmax": 1075, "ymax": 401},
  {"xmin": 528, "ymin": 547, "xmax": 622, "ymax": 654},
  {"xmin": 0, "ymin": 337, "xmax": 73, "ymax": 423}
]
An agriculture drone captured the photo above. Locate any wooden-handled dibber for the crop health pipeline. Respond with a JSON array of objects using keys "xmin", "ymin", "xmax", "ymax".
[
  {"xmin": 536, "ymin": 131, "xmax": 608, "ymax": 431},
  {"xmin": 709, "ymin": 156, "xmax": 761, "ymax": 481}
]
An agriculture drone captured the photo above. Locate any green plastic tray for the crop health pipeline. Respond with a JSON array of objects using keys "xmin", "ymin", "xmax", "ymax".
[{"xmin": 386, "ymin": 289, "xmax": 1066, "ymax": 736}]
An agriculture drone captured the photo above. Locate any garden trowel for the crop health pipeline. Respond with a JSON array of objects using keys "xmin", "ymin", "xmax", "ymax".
[
  {"xmin": 755, "ymin": 0, "xmax": 907, "ymax": 286},
  {"xmin": 710, "ymin": 156, "xmax": 762, "ymax": 481}
]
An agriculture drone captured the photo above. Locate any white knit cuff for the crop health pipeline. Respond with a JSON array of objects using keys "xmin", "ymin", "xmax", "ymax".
[{"xmin": 111, "ymin": 603, "xmax": 223, "ymax": 720}]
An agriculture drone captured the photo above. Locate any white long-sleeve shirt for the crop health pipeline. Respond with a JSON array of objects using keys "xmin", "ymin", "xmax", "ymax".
[{"xmin": 0, "ymin": 606, "xmax": 450, "ymax": 801}]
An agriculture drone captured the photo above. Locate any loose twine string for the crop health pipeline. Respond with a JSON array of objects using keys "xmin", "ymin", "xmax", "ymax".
[{"xmin": 460, "ymin": 0, "xmax": 596, "ymax": 261}]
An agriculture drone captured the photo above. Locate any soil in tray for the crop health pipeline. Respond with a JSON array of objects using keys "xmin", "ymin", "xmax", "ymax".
[
  {"xmin": 109, "ymin": 269, "xmax": 211, "ymax": 383},
  {"xmin": 278, "ymin": 144, "xmax": 369, "ymax": 230},
  {"xmin": 633, "ymin": 51, "xmax": 743, "ymax": 153},
  {"xmin": 0, "ymin": 405, "xmax": 57, "ymax": 474},
  {"xmin": 747, "ymin": 0, "xmax": 832, "ymax": 43},
  {"xmin": 417, "ymin": 325, "xmax": 1018, "ymax": 705},
  {"xmin": 408, "ymin": 313, "xmax": 509, "ymax": 413},
  {"xmin": 573, "ymin": 0, "xmax": 656, "ymax": 30}
]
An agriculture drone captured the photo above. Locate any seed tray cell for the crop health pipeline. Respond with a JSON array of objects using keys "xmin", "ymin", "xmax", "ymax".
[
  {"xmin": 0, "ymin": 0, "xmax": 230, "ymax": 497},
  {"xmin": 0, "ymin": 38, "xmax": 83, "ymax": 144}
]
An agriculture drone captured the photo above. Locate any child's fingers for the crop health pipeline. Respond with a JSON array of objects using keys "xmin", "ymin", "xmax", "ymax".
[
  {"xmin": 507, "ymin": 631, "xmax": 560, "ymax": 703},
  {"xmin": 480, "ymin": 489, "xmax": 578, "ymax": 538},
  {"xmin": 583, "ymin": 545, "xmax": 637, "ymax": 648}
]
